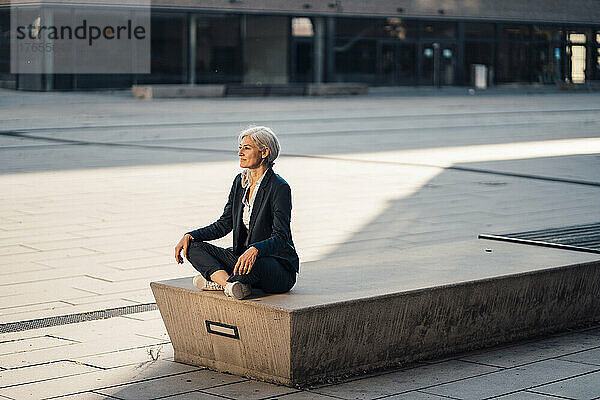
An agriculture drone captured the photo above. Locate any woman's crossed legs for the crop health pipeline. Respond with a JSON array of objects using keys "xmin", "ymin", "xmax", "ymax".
[{"xmin": 186, "ymin": 241, "xmax": 295, "ymax": 294}]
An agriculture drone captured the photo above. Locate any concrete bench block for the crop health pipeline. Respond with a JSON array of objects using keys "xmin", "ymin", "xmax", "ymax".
[
  {"xmin": 226, "ymin": 84, "xmax": 306, "ymax": 96},
  {"xmin": 306, "ymin": 83, "xmax": 368, "ymax": 96},
  {"xmin": 151, "ymin": 240, "xmax": 600, "ymax": 386},
  {"xmin": 132, "ymin": 84, "xmax": 226, "ymax": 99}
]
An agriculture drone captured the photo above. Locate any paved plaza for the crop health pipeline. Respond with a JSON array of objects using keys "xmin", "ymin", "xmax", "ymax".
[{"xmin": 0, "ymin": 88, "xmax": 599, "ymax": 399}]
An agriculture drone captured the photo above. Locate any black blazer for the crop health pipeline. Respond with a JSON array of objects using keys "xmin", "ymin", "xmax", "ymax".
[{"xmin": 187, "ymin": 168, "xmax": 299, "ymax": 273}]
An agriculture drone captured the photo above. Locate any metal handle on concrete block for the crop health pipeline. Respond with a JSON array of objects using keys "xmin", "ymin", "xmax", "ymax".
[{"xmin": 205, "ymin": 320, "xmax": 240, "ymax": 339}]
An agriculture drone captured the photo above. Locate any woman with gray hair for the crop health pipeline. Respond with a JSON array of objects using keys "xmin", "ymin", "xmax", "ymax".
[{"xmin": 174, "ymin": 126, "xmax": 299, "ymax": 300}]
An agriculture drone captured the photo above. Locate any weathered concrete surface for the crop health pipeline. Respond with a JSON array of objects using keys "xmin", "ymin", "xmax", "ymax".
[
  {"xmin": 151, "ymin": 283, "xmax": 293, "ymax": 384},
  {"xmin": 151, "ymin": 240, "xmax": 600, "ymax": 386},
  {"xmin": 132, "ymin": 84, "xmax": 226, "ymax": 99}
]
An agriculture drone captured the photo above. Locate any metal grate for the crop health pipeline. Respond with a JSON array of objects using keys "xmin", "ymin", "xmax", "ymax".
[
  {"xmin": 0, "ymin": 303, "xmax": 158, "ymax": 334},
  {"xmin": 479, "ymin": 222, "xmax": 600, "ymax": 254}
]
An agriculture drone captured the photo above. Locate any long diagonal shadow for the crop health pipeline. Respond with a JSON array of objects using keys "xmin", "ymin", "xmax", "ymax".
[{"xmin": 293, "ymin": 153, "xmax": 600, "ymax": 302}]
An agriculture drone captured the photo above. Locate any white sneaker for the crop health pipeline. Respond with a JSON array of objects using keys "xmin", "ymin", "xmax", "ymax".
[
  {"xmin": 224, "ymin": 281, "xmax": 252, "ymax": 300},
  {"xmin": 193, "ymin": 275, "xmax": 224, "ymax": 291}
]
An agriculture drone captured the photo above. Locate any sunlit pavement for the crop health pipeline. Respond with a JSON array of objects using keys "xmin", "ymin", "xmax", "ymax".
[{"xmin": 1, "ymin": 88, "xmax": 599, "ymax": 399}]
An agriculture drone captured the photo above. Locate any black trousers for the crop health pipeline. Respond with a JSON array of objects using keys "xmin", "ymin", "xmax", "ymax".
[{"xmin": 186, "ymin": 241, "xmax": 296, "ymax": 294}]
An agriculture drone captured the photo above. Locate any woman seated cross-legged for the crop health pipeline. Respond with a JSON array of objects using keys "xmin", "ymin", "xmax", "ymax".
[{"xmin": 174, "ymin": 126, "xmax": 299, "ymax": 300}]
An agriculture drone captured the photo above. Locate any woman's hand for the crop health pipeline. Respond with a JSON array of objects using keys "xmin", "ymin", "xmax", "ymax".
[
  {"xmin": 234, "ymin": 246, "xmax": 258, "ymax": 275},
  {"xmin": 175, "ymin": 234, "xmax": 193, "ymax": 264}
]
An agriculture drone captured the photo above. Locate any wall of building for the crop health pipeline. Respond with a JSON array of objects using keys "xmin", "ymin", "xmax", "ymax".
[{"xmin": 147, "ymin": 0, "xmax": 600, "ymax": 25}]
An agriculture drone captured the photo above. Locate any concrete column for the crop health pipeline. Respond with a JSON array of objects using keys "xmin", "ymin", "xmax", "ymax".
[
  {"xmin": 416, "ymin": 20, "xmax": 423, "ymax": 85},
  {"xmin": 43, "ymin": 6, "xmax": 53, "ymax": 91},
  {"xmin": 456, "ymin": 22, "xmax": 465, "ymax": 85},
  {"xmin": 313, "ymin": 17, "xmax": 324, "ymax": 83},
  {"xmin": 188, "ymin": 14, "xmax": 196, "ymax": 85},
  {"xmin": 326, "ymin": 17, "xmax": 335, "ymax": 82}
]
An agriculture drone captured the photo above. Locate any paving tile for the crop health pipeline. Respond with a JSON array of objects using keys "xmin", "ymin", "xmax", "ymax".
[
  {"xmin": 0, "ymin": 248, "xmax": 99, "ymax": 266},
  {"xmin": 0, "ymin": 262, "xmax": 52, "ymax": 276},
  {"xmin": 71, "ymin": 277, "xmax": 175, "ymax": 296},
  {"xmin": 0, "ymin": 276, "xmax": 106, "ymax": 298},
  {"xmin": 119, "ymin": 291, "xmax": 157, "ymax": 304},
  {"xmin": 0, "ymin": 245, "xmax": 39, "ymax": 256},
  {"xmin": 59, "ymin": 292, "xmax": 147, "ymax": 306},
  {"xmin": 0, "ymin": 301, "xmax": 71, "ymax": 317},
  {"xmin": 74, "ymin": 344, "xmax": 174, "ymax": 369},
  {"xmin": 0, "ymin": 298, "xmax": 142, "ymax": 324},
  {"xmin": 458, "ymin": 331, "xmax": 600, "ymax": 368},
  {"xmin": 268, "ymin": 391, "xmax": 337, "ymax": 399},
  {"xmin": 0, "ymin": 333, "xmax": 168, "ymax": 369},
  {"xmin": 0, "ymin": 360, "xmax": 98, "ymax": 388},
  {"xmin": 0, "ymin": 265, "xmax": 115, "ymax": 286},
  {"xmin": 158, "ymin": 392, "xmax": 228, "ymax": 400},
  {"xmin": 383, "ymin": 391, "xmax": 458, "ymax": 399},
  {"xmin": 0, "ymin": 360, "xmax": 199, "ymax": 399},
  {"xmin": 35, "ymin": 251, "xmax": 157, "ymax": 269},
  {"xmin": 0, "ymin": 336, "xmax": 77, "ymax": 356},
  {"xmin": 32, "ymin": 316, "xmax": 162, "ymax": 345},
  {"xmin": 312, "ymin": 360, "xmax": 499, "ymax": 399},
  {"xmin": 103, "ymin": 255, "xmax": 174, "ymax": 271},
  {"xmin": 48, "ymin": 391, "xmax": 117, "ymax": 399},
  {"xmin": 202, "ymin": 379, "xmax": 297, "ymax": 400},
  {"xmin": 493, "ymin": 389, "xmax": 578, "ymax": 399},
  {"xmin": 0, "ymin": 288, "xmax": 109, "ymax": 310},
  {"xmin": 531, "ymin": 370, "xmax": 600, "ymax": 400},
  {"xmin": 559, "ymin": 347, "xmax": 600, "ymax": 367},
  {"xmin": 425, "ymin": 359, "xmax": 597, "ymax": 400},
  {"xmin": 86, "ymin": 264, "xmax": 185, "ymax": 283},
  {"xmin": 96, "ymin": 369, "xmax": 245, "ymax": 400}
]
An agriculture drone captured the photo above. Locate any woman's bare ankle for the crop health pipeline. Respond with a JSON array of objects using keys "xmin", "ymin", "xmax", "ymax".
[{"xmin": 209, "ymin": 270, "xmax": 230, "ymax": 287}]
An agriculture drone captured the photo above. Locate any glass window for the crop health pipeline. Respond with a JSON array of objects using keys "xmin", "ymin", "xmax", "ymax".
[
  {"xmin": 0, "ymin": 9, "xmax": 10, "ymax": 74},
  {"xmin": 595, "ymin": 47, "xmax": 600, "ymax": 81},
  {"xmin": 533, "ymin": 25, "xmax": 562, "ymax": 41},
  {"xmin": 465, "ymin": 23, "xmax": 495, "ymax": 39},
  {"xmin": 336, "ymin": 17, "xmax": 417, "ymax": 39},
  {"xmin": 568, "ymin": 33, "xmax": 587, "ymax": 43},
  {"xmin": 144, "ymin": 13, "xmax": 187, "ymax": 84},
  {"xmin": 422, "ymin": 21, "xmax": 457, "ymax": 39},
  {"xmin": 422, "ymin": 43, "xmax": 456, "ymax": 85},
  {"xmin": 497, "ymin": 42, "xmax": 530, "ymax": 82},
  {"xmin": 382, "ymin": 18, "xmax": 418, "ymax": 40},
  {"xmin": 464, "ymin": 42, "xmax": 494, "ymax": 85},
  {"xmin": 379, "ymin": 43, "xmax": 416, "ymax": 84},
  {"xmin": 195, "ymin": 14, "xmax": 241, "ymax": 83},
  {"xmin": 334, "ymin": 39, "xmax": 376, "ymax": 82},
  {"xmin": 499, "ymin": 24, "xmax": 530, "ymax": 40},
  {"xmin": 567, "ymin": 28, "xmax": 591, "ymax": 43},
  {"xmin": 531, "ymin": 43, "xmax": 559, "ymax": 83},
  {"xmin": 292, "ymin": 17, "xmax": 313, "ymax": 37}
]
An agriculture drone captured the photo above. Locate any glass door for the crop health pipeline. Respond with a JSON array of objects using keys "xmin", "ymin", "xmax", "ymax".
[
  {"xmin": 567, "ymin": 30, "xmax": 588, "ymax": 83},
  {"xmin": 422, "ymin": 42, "xmax": 456, "ymax": 86},
  {"xmin": 378, "ymin": 41, "xmax": 417, "ymax": 85},
  {"xmin": 291, "ymin": 38, "xmax": 313, "ymax": 83}
]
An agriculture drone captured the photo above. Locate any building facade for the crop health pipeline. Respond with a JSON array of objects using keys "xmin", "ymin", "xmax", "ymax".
[{"xmin": 1, "ymin": 0, "xmax": 599, "ymax": 90}]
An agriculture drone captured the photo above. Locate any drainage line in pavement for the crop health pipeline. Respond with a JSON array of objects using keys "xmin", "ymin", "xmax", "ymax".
[{"xmin": 0, "ymin": 303, "xmax": 158, "ymax": 334}]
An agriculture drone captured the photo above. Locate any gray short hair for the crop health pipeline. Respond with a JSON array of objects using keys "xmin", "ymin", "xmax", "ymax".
[{"xmin": 238, "ymin": 126, "xmax": 280, "ymax": 168}]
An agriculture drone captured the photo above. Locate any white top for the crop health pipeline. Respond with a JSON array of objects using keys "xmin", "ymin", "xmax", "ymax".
[{"xmin": 242, "ymin": 169, "xmax": 268, "ymax": 230}]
